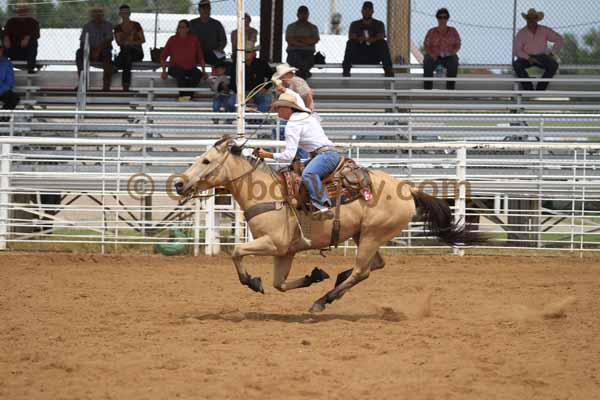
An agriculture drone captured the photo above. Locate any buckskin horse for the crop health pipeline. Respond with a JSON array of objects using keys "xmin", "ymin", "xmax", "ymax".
[{"xmin": 174, "ymin": 136, "xmax": 481, "ymax": 313}]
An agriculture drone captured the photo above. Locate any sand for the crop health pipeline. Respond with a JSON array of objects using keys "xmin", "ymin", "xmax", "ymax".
[{"xmin": 1, "ymin": 252, "xmax": 599, "ymax": 399}]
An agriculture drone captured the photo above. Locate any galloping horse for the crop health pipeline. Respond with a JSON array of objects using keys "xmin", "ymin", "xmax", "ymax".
[{"xmin": 174, "ymin": 136, "xmax": 481, "ymax": 313}]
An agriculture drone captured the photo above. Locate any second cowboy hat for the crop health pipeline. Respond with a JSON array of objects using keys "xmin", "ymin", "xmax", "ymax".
[
  {"xmin": 271, "ymin": 91, "xmax": 311, "ymax": 113},
  {"xmin": 271, "ymin": 63, "xmax": 298, "ymax": 81},
  {"xmin": 522, "ymin": 8, "xmax": 544, "ymax": 22}
]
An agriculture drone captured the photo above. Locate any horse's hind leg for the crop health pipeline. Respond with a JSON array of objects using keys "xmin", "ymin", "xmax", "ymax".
[
  {"xmin": 309, "ymin": 236, "xmax": 382, "ymax": 313},
  {"xmin": 272, "ymin": 255, "xmax": 330, "ymax": 292},
  {"xmin": 335, "ymin": 235, "xmax": 385, "ymax": 286}
]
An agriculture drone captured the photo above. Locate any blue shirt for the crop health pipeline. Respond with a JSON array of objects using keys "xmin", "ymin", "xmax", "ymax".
[{"xmin": 0, "ymin": 57, "xmax": 15, "ymax": 96}]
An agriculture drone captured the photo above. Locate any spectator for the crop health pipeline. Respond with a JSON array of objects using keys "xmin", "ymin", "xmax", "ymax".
[
  {"xmin": 114, "ymin": 4, "xmax": 145, "ymax": 92},
  {"xmin": 285, "ymin": 6, "xmax": 320, "ymax": 79},
  {"xmin": 190, "ymin": 0, "xmax": 227, "ymax": 66},
  {"xmin": 76, "ymin": 7, "xmax": 113, "ymax": 91},
  {"xmin": 513, "ymin": 8, "xmax": 563, "ymax": 91},
  {"xmin": 342, "ymin": 1, "xmax": 393, "ymax": 77},
  {"xmin": 272, "ymin": 63, "xmax": 314, "ymax": 110},
  {"xmin": 0, "ymin": 43, "xmax": 20, "ymax": 121},
  {"xmin": 160, "ymin": 20, "xmax": 205, "ymax": 101},
  {"xmin": 229, "ymin": 42, "xmax": 273, "ymax": 113},
  {"xmin": 423, "ymin": 8, "xmax": 461, "ymax": 90},
  {"xmin": 3, "ymin": 3, "xmax": 40, "ymax": 74},
  {"xmin": 231, "ymin": 13, "xmax": 257, "ymax": 60},
  {"xmin": 207, "ymin": 59, "xmax": 235, "ymax": 121}
]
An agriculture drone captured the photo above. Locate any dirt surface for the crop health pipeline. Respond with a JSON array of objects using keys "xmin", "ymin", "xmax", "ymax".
[{"xmin": 1, "ymin": 252, "xmax": 600, "ymax": 400}]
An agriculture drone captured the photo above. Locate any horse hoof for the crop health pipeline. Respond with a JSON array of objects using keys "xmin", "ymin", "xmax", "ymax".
[
  {"xmin": 248, "ymin": 276, "xmax": 264, "ymax": 294},
  {"xmin": 309, "ymin": 302, "xmax": 326, "ymax": 313}
]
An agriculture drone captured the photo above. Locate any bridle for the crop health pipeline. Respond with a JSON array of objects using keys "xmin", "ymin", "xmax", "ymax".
[{"xmin": 177, "ymin": 144, "xmax": 263, "ymax": 205}]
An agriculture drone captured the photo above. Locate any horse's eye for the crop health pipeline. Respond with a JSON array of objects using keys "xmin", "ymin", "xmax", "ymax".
[{"xmin": 202, "ymin": 159, "xmax": 210, "ymax": 165}]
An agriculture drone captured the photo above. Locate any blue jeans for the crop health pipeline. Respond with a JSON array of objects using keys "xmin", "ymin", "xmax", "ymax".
[
  {"xmin": 302, "ymin": 151, "xmax": 341, "ymax": 208},
  {"xmin": 212, "ymin": 94, "xmax": 236, "ymax": 112},
  {"xmin": 253, "ymin": 92, "xmax": 272, "ymax": 113}
]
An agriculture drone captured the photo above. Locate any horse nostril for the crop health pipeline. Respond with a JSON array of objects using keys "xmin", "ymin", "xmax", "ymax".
[{"xmin": 174, "ymin": 180, "xmax": 184, "ymax": 194}]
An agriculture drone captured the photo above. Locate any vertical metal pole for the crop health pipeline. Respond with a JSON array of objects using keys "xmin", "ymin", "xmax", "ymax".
[
  {"xmin": 270, "ymin": 0, "xmax": 276, "ymax": 61},
  {"xmin": 236, "ymin": 0, "xmax": 246, "ymax": 138},
  {"xmin": 205, "ymin": 189, "xmax": 215, "ymax": 256},
  {"xmin": 115, "ymin": 144, "xmax": 121, "ymax": 251},
  {"xmin": 0, "ymin": 143, "xmax": 10, "ymax": 250},
  {"xmin": 454, "ymin": 146, "xmax": 467, "ymax": 256},
  {"xmin": 194, "ymin": 198, "xmax": 201, "ymax": 256},
  {"xmin": 101, "ymin": 144, "xmax": 106, "ymax": 254},
  {"xmin": 511, "ymin": 0, "xmax": 518, "ymax": 60},
  {"xmin": 153, "ymin": 0, "xmax": 159, "ymax": 50},
  {"xmin": 580, "ymin": 149, "xmax": 587, "ymax": 256}
]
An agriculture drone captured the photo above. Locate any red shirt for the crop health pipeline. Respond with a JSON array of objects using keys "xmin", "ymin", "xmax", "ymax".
[
  {"xmin": 424, "ymin": 26, "xmax": 461, "ymax": 57},
  {"xmin": 160, "ymin": 34, "xmax": 205, "ymax": 70}
]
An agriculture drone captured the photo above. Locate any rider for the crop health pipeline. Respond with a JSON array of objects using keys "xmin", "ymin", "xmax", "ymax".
[{"xmin": 255, "ymin": 89, "xmax": 340, "ymax": 217}]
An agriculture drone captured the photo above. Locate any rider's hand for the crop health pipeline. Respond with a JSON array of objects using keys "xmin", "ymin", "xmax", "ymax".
[{"xmin": 254, "ymin": 148, "xmax": 272, "ymax": 159}]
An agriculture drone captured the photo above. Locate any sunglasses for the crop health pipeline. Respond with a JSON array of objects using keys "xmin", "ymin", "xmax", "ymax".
[{"xmin": 437, "ymin": 15, "xmax": 449, "ymax": 19}]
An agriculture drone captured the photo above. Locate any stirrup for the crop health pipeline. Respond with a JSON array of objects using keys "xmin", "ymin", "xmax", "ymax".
[{"xmin": 312, "ymin": 208, "xmax": 334, "ymax": 221}]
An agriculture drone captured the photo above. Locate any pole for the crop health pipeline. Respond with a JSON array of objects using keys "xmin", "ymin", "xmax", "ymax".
[
  {"xmin": 153, "ymin": 0, "xmax": 159, "ymax": 50},
  {"xmin": 236, "ymin": 0, "xmax": 246, "ymax": 138},
  {"xmin": 511, "ymin": 0, "xmax": 518, "ymax": 60},
  {"xmin": 0, "ymin": 143, "xmax": 10, "ymax": 250}
]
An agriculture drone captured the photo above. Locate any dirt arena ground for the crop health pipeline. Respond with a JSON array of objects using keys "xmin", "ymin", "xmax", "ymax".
[{"xmin": 1, "ymin": 252, "xmax": 600, "ymax": 400}]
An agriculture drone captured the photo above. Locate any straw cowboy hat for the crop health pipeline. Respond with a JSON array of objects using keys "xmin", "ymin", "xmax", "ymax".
[
  {"xmin": 271, "ymin": 63, "xmax": 298, "ymax": 81},
  {"xmin": 522, "ymin": 8, "xmax": 544, "ymax": 22},
  {"xmin": 271, "ymin": 91, "xmax": 311, "ymax": 113}
]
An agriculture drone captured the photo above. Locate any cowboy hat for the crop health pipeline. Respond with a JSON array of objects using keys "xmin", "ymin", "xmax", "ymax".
[
  {"xmin": 522, "ymin": 8, "xmax": 544, "ymax": 22},
  {"xmin": 244, "ymin": 40, "xmax": 260, "ymax": 52},
  {"xmin": 271, "ymin": 63, "xmax": 298, "ymax": 81},
  {"xmin": 271, "ymin": 91, "xmax": 311, "ymax": 113}
]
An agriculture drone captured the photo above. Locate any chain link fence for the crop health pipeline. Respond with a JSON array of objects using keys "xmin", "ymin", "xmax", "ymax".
[{"xmin": 1, "ymin": 0, "xmax": 599, "ymax": 66}]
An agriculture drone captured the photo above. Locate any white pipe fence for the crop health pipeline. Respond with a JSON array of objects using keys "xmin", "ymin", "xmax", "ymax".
[{"xmin": 1, "ymin": 135, "xmax": 599, "ymax": 255}]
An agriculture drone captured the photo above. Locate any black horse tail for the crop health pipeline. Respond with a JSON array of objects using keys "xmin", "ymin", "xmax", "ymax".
[{"xmin": 411, "ymin": 189, "xmax": 484, "ymax": 247}]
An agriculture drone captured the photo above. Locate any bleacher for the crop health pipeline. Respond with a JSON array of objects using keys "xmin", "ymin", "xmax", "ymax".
[{"xmin": 10, "ymin": 61, "xmax": 600, "ymax": 116}]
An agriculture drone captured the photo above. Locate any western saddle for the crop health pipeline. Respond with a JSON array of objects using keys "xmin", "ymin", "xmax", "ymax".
[{"xmin": 280, "ymin": 157, "xmax": 373, "ymax": 247}]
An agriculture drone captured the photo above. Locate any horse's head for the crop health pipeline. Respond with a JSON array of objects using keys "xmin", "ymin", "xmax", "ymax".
[{"xmin": 174, "ymin": 135, "xmax": 243, "ymax": 198}]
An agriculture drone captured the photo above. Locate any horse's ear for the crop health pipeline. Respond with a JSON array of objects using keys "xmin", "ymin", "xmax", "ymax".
[{"xmin": 229, "ymin": 144, "xmax": 243, "ymax": 156}]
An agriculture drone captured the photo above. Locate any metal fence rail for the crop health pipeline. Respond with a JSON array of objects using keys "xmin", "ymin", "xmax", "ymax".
[{"xmin": 1, "ymin": 135, "xmax": 599, "ymax": 255}]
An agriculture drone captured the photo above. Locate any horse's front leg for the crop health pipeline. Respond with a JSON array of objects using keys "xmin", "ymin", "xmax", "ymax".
[
  {"xmin": 272, "ymin": 255, "xmax": 330, "ymax": 292},
  {"xmin": 232, "ymin": 235, "xmax": 280, "ymax": 294}
]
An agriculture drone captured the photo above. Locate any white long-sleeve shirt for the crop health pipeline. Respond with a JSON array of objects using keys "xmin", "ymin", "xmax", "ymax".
[{"xmin": 272, "ymin": 90, "xmax": 333, "ymax": 163}]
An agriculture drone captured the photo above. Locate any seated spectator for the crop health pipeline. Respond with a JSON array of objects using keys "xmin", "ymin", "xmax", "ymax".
[
  {"xmin": 229, "ymin": 42, "xmax": 273, "ymax": 113},
  {"xmin": 231, "ymin": 13, "xmax": 257, "ymax": 60},
  {"xmin": 207, "ymin": 59, "xmax": 235, "ymax": 121},
  {"xmin": 190, "ymin": 0, "xmax": 227, "ymax": 65},
  {"xmin": 342, "ymin": 1, "xmax": 393, "ymax": 77},
  {"xmin": 513, "ymin": 8, "xmax": 563, "ymax": 91},
  {"xmin": 285, "ymin": 6, "xmax": 320, "ymax": 79},
  {"xmin": 3, "ymin": 3, "xmax": 40, "ymax": 74},
  {"xmin": 76, "ymin": 7, "xmax": 113, "ymax": 91},
  {"xmin": 423, "ymin": 8, "xmax": 461, "ymax": 90},
  {"xmin": 0, "ymin": 43, "xmax": 20, "ymax": 121},
  {"xmin": 272, "ymin": 63, "xmax": 314, "ymax": 110},
  {"xmin": 160, "ymin": 20, "xmax": 206, "ymax": 101},
  {"xmin": 114, "ymin": 4, "xmax": 145, "ymax": 92}
]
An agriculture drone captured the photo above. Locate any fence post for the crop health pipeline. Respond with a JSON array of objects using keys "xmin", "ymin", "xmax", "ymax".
[
  {"xmin": 194, "ymin": 198, "xmax": 201, "ymax": 256},
  {"xmin": 0, "ymin": 143, "xmax": 11, "ymax": 250},
  {"xmin": 454, "ymin": 146, "xmax": 467, "ymax": 256},
  {"xmin": 205, "ymin": 189, "xmax": 216, "ymax": 256}
]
